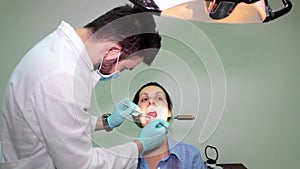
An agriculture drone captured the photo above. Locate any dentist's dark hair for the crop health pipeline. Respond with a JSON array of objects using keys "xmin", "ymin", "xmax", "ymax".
[{"xmin": 84, "ymin": 4, "xmax": 161, "ymax": 66}]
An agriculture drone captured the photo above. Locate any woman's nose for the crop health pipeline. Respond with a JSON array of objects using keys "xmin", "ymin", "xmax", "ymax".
[{"xmin": 148, "ymin": 98, "xmax": 155, "ymax": 105}]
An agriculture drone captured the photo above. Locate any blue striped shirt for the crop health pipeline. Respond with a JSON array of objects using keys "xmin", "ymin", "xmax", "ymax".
[{"xmin": 137, "ymin": 139, "xmax": 207, "ymax": 169}]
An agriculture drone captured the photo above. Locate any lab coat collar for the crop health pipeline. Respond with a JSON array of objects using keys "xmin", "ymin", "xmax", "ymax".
[{"xmin": 57, "ymin": 20, "xmax": 94, "ymax": 71}]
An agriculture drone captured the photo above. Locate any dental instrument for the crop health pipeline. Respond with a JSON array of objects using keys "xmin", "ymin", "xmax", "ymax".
[{"xmin": 174, "ymin": 115, "xmax": 195, "ymax": 120}]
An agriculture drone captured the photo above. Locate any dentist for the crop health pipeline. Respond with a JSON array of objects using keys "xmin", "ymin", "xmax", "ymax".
[{"xmin": 1, "ymin": 4, "xmax": 169, "ymax": 169}]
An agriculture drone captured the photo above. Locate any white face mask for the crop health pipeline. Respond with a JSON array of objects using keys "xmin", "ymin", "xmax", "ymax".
[
  {"xmin": 92, "ymin": 70, "xmax": 120, "ymax": 88},
  {"xmin": 96, "ymin": 70, "xmax": 120, "ymax": 81}
]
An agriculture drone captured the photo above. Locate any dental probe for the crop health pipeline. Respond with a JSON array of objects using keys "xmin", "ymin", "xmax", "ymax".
[
  {"xmin": 174, "ymin": 115, "xmax": 195, "ymax": 120},
  {"xmin": 120, "ymin": 101, "xmax": 142, "ymax": 116}
]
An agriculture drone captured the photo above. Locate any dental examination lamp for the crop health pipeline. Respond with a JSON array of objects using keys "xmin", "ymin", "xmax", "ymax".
[{"xmin": 129, "ymin": 0, "xmax": 292, "ymax": 24}]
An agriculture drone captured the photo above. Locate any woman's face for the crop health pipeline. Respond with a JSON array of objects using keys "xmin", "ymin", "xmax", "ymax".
[{"xmin": 137, "ymin": 85, "xmax": 171, "ymax": 127}]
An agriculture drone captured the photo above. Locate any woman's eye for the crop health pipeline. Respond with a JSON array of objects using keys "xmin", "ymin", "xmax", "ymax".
[
  {"xmin": 156, "ymin": 96, "xmax": 164, "ymax": 101},
  {"xmin": 141, "ymin": 98, "xmax": 148, "ymax": 102}
]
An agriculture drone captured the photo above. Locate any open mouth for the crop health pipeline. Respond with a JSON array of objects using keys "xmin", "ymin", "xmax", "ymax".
[{"xmin": 145, "ymin": 111, "xmax": 157, "ymax": 121}]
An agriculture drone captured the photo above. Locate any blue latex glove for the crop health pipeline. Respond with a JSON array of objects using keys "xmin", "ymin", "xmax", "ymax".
[
  {"xmin": 137, "ymin": 119, "xmax": 170, "ymax": 154},
  {"xmin": 107, "ymin": 98, "xmax": 140, "ymax": 128}
]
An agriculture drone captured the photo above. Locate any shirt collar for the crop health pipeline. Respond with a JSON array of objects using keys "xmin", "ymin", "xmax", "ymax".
[
  {"xmin": 162, "ymin": 138, "xmax": 182, "ymax": 162},
  {"xmin": 138, "ymin": 138, "xmax": 182, "ymax": 169}
]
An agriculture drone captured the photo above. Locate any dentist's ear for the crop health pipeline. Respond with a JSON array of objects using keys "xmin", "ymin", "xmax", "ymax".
[{"xmin": 104, "ymin": 44, "xmax": 122, "ymax": 60}]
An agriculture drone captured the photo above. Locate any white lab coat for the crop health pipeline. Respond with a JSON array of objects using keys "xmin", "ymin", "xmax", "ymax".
[{"xmin": 1, "ymin": 21, "xmax": 138, "ymax": 169}]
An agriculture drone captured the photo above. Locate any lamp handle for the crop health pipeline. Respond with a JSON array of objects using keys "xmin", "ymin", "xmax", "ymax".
[{"xmin": 263, "ymin": 0, "xmax": 293, "ymax": 23}]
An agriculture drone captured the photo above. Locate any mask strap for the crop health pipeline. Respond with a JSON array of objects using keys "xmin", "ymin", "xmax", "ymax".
[
  {"xmin": 114, "ymin": 51, "xmax": 121, "ymax": 73},
  {"xmin": 97, "ymin": 49, "xmax": 121, "ymax": 73},
  {"xmin": 97, "ymin": 55, "xmax": 104, "ymax": 71}
]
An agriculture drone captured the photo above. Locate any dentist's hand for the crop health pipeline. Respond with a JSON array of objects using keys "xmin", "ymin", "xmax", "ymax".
[
  {"xmin": 107, "ymin": 98, "xmax": 140, "ymax": 128},
  {"xmin": 137, "ymin": 119, "xmax": 170, "ymax": 154}
]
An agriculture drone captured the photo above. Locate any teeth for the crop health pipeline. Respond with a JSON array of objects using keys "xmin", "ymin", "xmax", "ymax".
[
  {"xmin": 146, "ymin": 116, "xmax": 155, "ymax": 121},
  {"xmin": 147, "ymin": 112, "xmax": 157, "ymax": 118}
]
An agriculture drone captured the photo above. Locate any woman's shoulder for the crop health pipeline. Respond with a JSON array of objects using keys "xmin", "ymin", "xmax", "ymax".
[
  {"xmin": 178, "ymin": 142, "xmax": 200, "ymax": 153},
  {"xmin": 168, "ymin": 139, "xmax": 206, "ymax": 168}
]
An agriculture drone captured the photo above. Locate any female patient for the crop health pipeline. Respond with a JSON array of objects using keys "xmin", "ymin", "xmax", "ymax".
[{"xmin": 132, "ymin": 82, "xmax": 206, "ymax": 169}]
